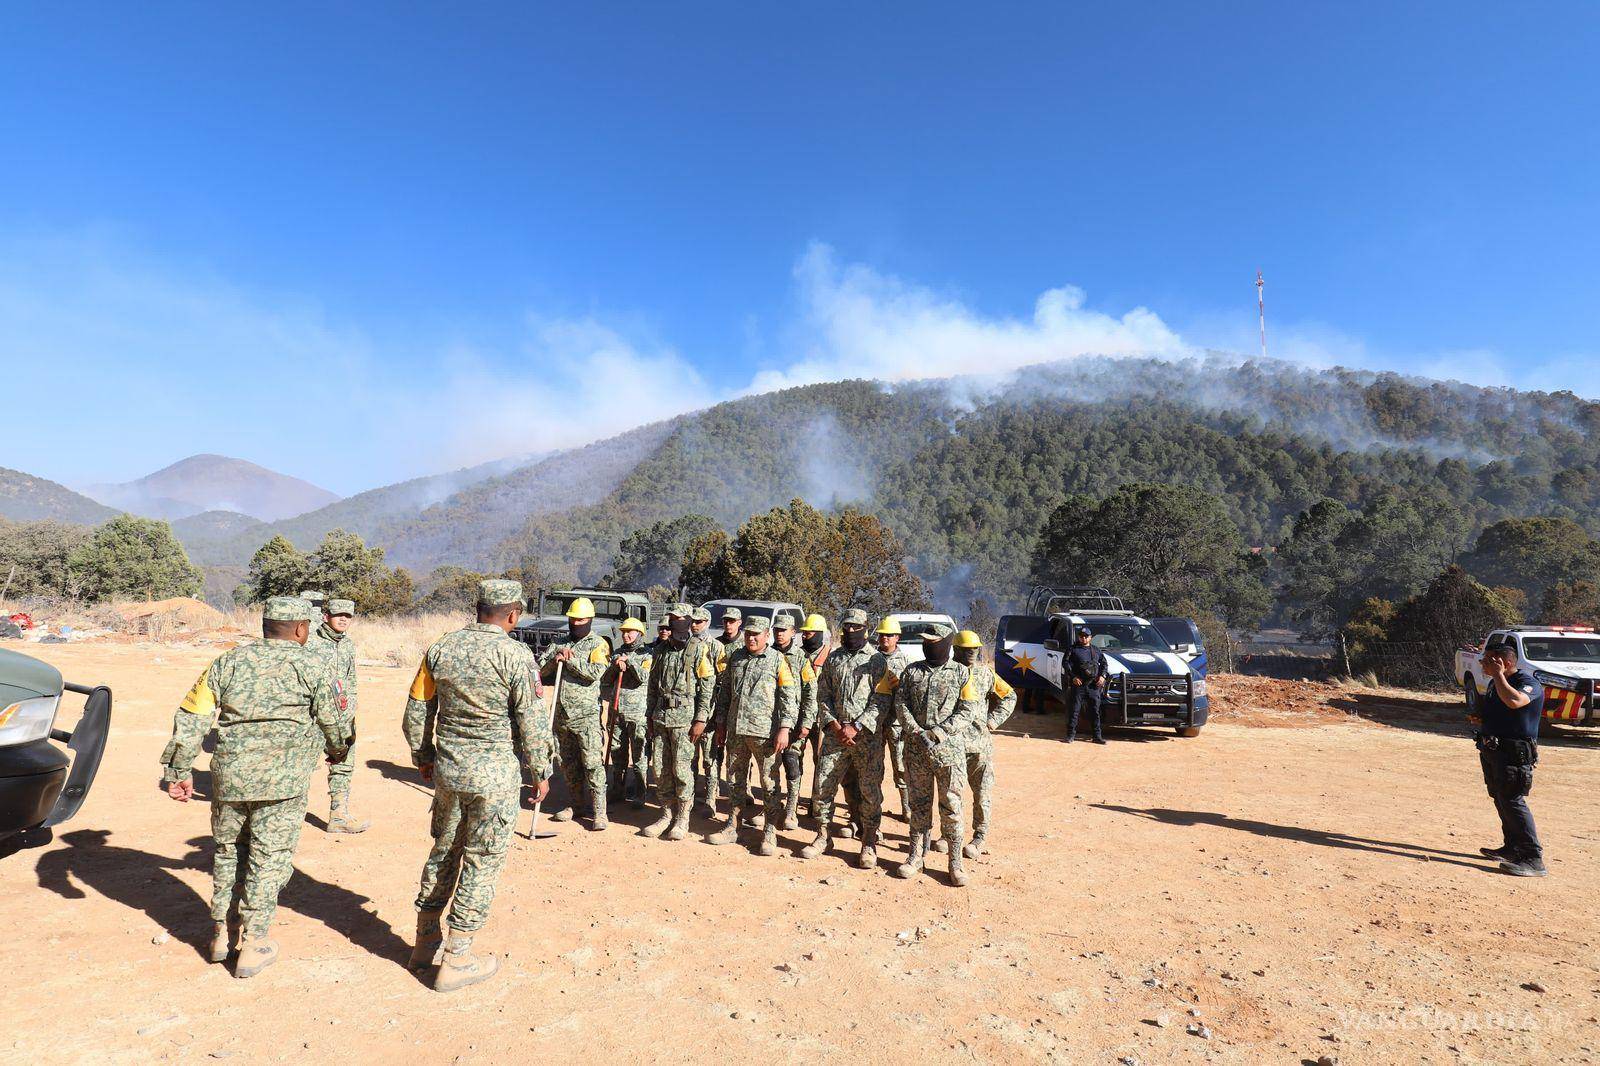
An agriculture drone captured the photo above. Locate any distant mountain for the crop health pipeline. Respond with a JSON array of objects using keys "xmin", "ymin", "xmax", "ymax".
[
  {"xmin": 84, "ymin": 454, "xmax": 340, "ymax": 522},
  {"xmin": 0, "ymin": 466, "xmax": 117, "ymax": 524}
]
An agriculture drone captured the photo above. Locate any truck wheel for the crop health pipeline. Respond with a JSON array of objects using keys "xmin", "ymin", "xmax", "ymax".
[
  {"xmin": 1177, "ymin": 726, "xmax": 1201, "ymax": 738},
  {"xmin": 1463, "ymin": 681, "xmax": 1478, "ymax": 714}
]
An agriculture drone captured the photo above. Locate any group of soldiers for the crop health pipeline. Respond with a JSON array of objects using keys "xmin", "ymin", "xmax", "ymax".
[{"xmin": 158, "ymin": 581, "xmax": 1017, "ymax": 992}]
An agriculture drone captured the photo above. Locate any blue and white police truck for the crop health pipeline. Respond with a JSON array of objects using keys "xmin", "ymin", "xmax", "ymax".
[{"xmin": 995, "ymin": 587, "xmax": 1209, "ymax": 737}]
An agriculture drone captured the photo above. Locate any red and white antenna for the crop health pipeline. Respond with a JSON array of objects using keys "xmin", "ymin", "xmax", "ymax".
[{"xmin": 1256, "ymin": 269, "xmax": 1267, "ymax": 359}]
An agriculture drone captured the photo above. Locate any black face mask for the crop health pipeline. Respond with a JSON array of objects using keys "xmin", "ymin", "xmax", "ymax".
[
  {"xmin": 924, "ymin": 638, "xmax": 952, "ymax": 667},
  {"xmin": 802, "ymin": 632, "xmax": 824, "ymax": 652},
  {"xmin": 569, "ymin": 620, "xmax": 592, "ymax": 641},
  {"xmin": 953, "ymin": 647, "xmax": 978, "ymax": 666},
  {"xmin": 669, "ymin": 617, "xmax": 691, "ymax": 642},
  {"xmin": 841, "ymin": 628, "xmax": 867, "ymax": 651}
]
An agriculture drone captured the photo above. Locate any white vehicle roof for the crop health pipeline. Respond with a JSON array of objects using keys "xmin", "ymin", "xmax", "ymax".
[
  {"xmin": 1051, "ymin": 611, "xmax": 1152, "ymax": 626},
  {"xmin": 886, "ymin": 612, "xmax": 957, "ymax": 624}
]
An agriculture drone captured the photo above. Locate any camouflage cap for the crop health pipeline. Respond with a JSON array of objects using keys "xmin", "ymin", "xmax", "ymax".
[
  {"xmin": 773, "ymin": 611, "xmax": 798, "ymax": 630},
  {"xmin": 720, "ymin": 606, "xmax": 742, "ymax": 621},
  {"xmin": 921, "ymin": 621, "xmax": 955, "ymax": 642},
  {"xmin": 325, "ymin": 598, "xmax": 355, "ymax": 617},
  {"xmin": 742, "ymin": 615, "xmax": 771, "ymax": 635},
  {"xmin": 691, "ymin": 606, "xmax": 711, "ymax": 623},
  {"xmin": 478, "ymin": 579, "xmax": 524, "ymax": 608},
  {"xmin": 668, "ymin": 602, "xmax": 693, "ymax": 617},
  {"xmin": 264, "ymin": 596, "xmax": 311, "ymax": 622},
  {"xmin": 840, "ymin": 608, "xmax": 868, "ymax": 626}
]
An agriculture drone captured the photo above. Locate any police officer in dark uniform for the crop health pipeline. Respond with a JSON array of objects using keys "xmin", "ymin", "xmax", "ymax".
[
  {"xmin": 1065, "ymin": 625, "xmax": 1107, "ymax": 744},
  {"xmin": 1474, "ymin": 641, "xmax": 1547, "ymax": 877}
]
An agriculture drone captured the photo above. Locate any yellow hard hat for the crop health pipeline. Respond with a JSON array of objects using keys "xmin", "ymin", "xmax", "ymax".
[
  {"xmin": 618, "ymin": 617, "xmax": 645, "ymax": 633},
  {"xmin": 800, "ymin": 612, "xmax": 828, "ymax": 633},
  {"xmin": 954, "ymin": 629, "xmax": 984, "ymax": 649},
  {"xmin": 565, "ymin": 596, "xmax": 596, "ymax": 620},
  {"xmin": 875, "ymin": 617, "xmax": 902, "ymax": 635}
]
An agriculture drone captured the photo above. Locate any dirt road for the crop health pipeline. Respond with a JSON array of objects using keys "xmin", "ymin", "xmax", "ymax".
[{"xmin": 5, "ymin": 644, "xmax": 1597, "ymax": 1063}]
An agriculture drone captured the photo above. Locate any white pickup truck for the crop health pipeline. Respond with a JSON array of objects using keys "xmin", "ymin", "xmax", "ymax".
[{"xmin": 1454, "ymin": 624, "xmax": 1600, "ymax": 727}]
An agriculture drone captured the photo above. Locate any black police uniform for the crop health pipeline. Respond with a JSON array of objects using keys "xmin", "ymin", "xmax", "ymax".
[
  {"xmin": 1475, "ymin": 667, "xmax": 1544, "ymax": 868},
  {"xmin": 1065, "ymin": 640, "xmax": 1107, "ymax": 742}
]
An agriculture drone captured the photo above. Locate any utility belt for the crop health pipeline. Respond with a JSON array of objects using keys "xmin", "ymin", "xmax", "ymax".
[{"xmin": 1474, "ymin": 733, "xmax": 1539, "ymax": 766}]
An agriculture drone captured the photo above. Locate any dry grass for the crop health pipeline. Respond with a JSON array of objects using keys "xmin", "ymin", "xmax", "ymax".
[{"xmin": 351, "ymin": 612, "xmax": 460, "ymax": 668}]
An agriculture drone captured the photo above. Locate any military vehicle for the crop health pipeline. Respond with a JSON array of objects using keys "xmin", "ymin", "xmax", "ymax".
[
  {"xmin": 0, "ymin": 647, "xmax": 112, "ymax": 854},
  {"xmin": 996, "ymin": 586, "xmax": 1209, "ymax": 737},
  {"xmin": 510, "ymin": 588, "xmax": 663, "ymax": 656}
]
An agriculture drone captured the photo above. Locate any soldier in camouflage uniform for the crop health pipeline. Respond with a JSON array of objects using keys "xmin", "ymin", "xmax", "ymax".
[
  {"xmin": 404, "ymin": 579, "xmax": 552, "ymax": 993},
  {"xmin": 707, "ymin": 615, "xmax": 798, "ymax": 855},
  {"xmin": 160, "ymin": 596, "xmax": 353, "ymax": 978},
  {"xmin": 537, "ymin": 596, "xmax": 612, "ymax": 830},
  {"xmin": 642, "ymin": 603, "xmax": 716, "ymax": 841},
  {"xmin": 892, "ymin": 623, "xmax": 977, "ymax": 887},
  {"xmin": 690, "ymin": 605, "xmax": 725, "ymax": 812},
  {"xmin": 306, "ymin": 597, "xmax": 369, "ymax": 833},
  {"xmin": 931, "ymin": 630, "xmax": 1017, "ymax": 860},
  {"xmin": 771, "ymin": 612, "xmax": 818, "ymax": 830},
  {"xmin": 602, "ymin": 617, "xmax": 652, "ymax": 808},
  {"xmin": 874, "ymin": 617, "xmax": 912, "ymax": 820},
  {"xmin": 801, "ymin": 609, "xmax": 896, "ymax": 869}
]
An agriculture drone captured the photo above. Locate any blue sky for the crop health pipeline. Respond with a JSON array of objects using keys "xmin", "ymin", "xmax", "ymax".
[{"xmin": 3, "ymin": 4, "xmax": 1597, "ymax": 495}]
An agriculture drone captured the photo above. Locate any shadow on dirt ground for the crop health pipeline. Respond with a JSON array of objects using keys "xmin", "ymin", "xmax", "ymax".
[
  {"xmin": 33, "ymin": 829, "xmax": 409, "ymax": 964},
  {"xmin": 1091, "ymin": 804, "xmax": 1496, "ymax": 872}
]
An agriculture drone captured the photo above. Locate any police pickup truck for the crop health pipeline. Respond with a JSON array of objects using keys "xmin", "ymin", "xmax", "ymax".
[
  {"xmin": 995, "ymin": 587, "xmax": 1209, "ymax": 737},
  {"xmin": 1455, "ymin": 624, "xmax": 1600, "ymax": 728}
]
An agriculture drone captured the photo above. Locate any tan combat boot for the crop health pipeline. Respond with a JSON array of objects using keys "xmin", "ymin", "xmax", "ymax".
[
  {"xmin": 948, "ymin": 842, "xmax": 968, "ymax": 887},
  {"xmin": 328, "ymin": 794, "xmax": 371, "ymax": 834},
  {"xmin": 758, "ymin": 823, "xmax": 779, "ymax": 856},
  {"xmin": 663, "ymin": 801, "xmax": 691, "ymax": 841},
  {"xmin": 234, "ymin": 935, "xmax": 279, "ymax": 979},
  {"xmin": 706, "ymin": 807, "xmax": 741, "ymax": 845},
  {"xmin": 929, "ymin": 838, "xmax": 948, "ymax": 853},
  {"xmin": 799, "ymin": 828, "xmax": 831, "ymax": 859},
  {"xmin": 894, "ymin": 831, "xmax": 928, "ymax": 879},
  {"xmin": 590, "ymin": 788, "xmax": 608, "ymax": 832},
  {"xmin": 433, "ymin": 927, "xmax": 499, "ymax": 993},
  {"xmin": 962, "ymin": 833, "xmax": 986, "ymax": 860},
  {"xmin": 408, "ymin": 909, "xmax": 444, "ymax": 970},
  {"xmin": 855, "ymin": 831, "xmax": 877, "ymax": 870},
  {"xmin": 642, "ymin": 804, "xmax": 673, "ymax": 838},
  {"xmin": 208, "ymin": 921, "xmax": 231, "ymax": 964},
  {"xmin": 782, "ymin": 781, "xmax": 801, "ymax": 831}
]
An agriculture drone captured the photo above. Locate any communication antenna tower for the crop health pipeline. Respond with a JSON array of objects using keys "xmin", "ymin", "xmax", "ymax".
[{"xmin": 1256, "ymin": 269, "xmax": 1267, "ymax": 359}]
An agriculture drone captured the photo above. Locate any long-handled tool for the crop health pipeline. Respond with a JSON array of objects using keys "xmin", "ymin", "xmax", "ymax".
[{"xmin": 526, "ymin": 659, "xmax": 563, "ymax": 840}]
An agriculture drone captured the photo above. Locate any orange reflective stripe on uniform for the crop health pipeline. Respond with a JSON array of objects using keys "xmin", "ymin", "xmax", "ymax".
[
  {"xmin": 178, "ymin": 669, "xmax": 217, "ymax": 715},
  {"xmin": 409, "ymin": 659, "xmax": 436, "ymax": 701},
  {"xmin": 874, "ymin": 671, "xmax": 900, "ymax": 695},
  {"xmin": 695, "ymin": 648, "xmax": 715, "ymax": 679},
  {"xmin": 959, "ymin": 678, "xmax": 978, "ymax": 701},
  {"xmin": 993, "ymin": 676, "xmax": 1014, "ymax": 699},
  {"xmin": 776, "ymin": 658, "xmax": 794, "ymax": 687},
  {"xmin": 588, "ymin": 644, "xmax": 609, "ymax": 665}
]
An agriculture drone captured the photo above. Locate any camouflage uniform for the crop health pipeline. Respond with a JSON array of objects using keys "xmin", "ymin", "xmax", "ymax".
[
  {"xmin": 306, "ymin": 600, "xmax": 361, "ymax": 816},
  {"xmin": 771, "ymin": 624, "xmax": 819, "ymax": 825},
  {"xmin": 644, "ymin": 611, "xmax": 716, "ymax": 838},
  {"xmin": 404, "ymin": 596, "xmax": 551, "ymax": 934},
  {"xmin": 159, "ymin": 600, "xmax": 352, "ymax": 942},
  {"xmin": 709, "ymin": 619, "xmax": 797, "ymax": 851},
  {"xmin": 879, "ymin": 647, "xmax": 911, "ymax": 814},
  {"xmin": 692, "ymin": 625, "xmax": 733, "ymax": 808},
  {"xmin": 956, "ymin": 662, "xmax": 1016, "ymax": 849},
  {"xmin": 896, "ymin": 659, "xmax": 976, "ymax": 847},
  {"xmin": 538, "ymin": 630, "xmax": 611, "ymax": 821},
  {"xmin": 602, "ymin": 641, "xmax": 651, "ymax": 801},
  {"xmin": 810, "ymin": 624, "xmax": 896, "ymax": 849}
]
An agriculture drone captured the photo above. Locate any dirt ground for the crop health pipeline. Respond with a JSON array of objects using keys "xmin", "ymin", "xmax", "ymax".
[{"xmin": 5, "ymin": 644, "xmax": 1598, "ymax": 1065}]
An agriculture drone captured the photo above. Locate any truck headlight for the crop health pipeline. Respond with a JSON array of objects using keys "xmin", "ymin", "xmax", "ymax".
[
  {"xmin": 1191, "ymin": 679, "xmax": 1206, "ymax": 697},
  {"xmin": 0, "ymin": 694, "xmax": 61, "ymax": 747},
  {"xmin": 1533, "ymin": 671, "xmax": 1577, "ymax": 691}
]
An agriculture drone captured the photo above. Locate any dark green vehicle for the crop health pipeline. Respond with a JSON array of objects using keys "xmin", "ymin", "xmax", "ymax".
[
  {"xmin": 0, "ymin": 647, "xmax": 112, "ymax": 853},
  {"xmin": 510, "ymin": 588, "xmax": 663, "ymax": 656}
]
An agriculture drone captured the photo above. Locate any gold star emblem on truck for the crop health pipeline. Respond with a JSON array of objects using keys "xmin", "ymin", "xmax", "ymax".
[{"xmin": 1014, "ymin": 651, "xmax": 1036, "ymax": 675}]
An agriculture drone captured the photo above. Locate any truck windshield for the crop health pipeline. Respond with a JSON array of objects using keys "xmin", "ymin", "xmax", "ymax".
[
  {"xmin": 543, "ymin": 594, "xmax": 625, "ymax": 619},
  {"xmin": 1521, "ymin": 637, "xmax": 1600, "ymax": 663},
  {"xmin": 898, "ymin": 621, "xmax": 949, "ymax": 643},
  {"xmin": 1087, "ymin": 623, "xmax": 1173, "ymax": 653}
]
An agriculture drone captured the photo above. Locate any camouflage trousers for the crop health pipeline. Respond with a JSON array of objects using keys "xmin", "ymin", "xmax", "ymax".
[
  {"xmin": 885, "ymin": 718, "xmax": 908, "ymax": 800},
  {"xmin": 780, "ymin": 729, "xmax": 810, "ymax": 791},
  {"xmin": 693, "ymin": 731, "xmax": 723, "ymax": 808},
  {"xmin": 814, "ymin": 727, "xmax": 884, "ymax": 839},
  {"xmin": 651, "ymin": 725, "xmax": 694, "ymax": 807},
  {"xmin": 211, "ymin": 792, "xmax": 310, "ymax": 938},
  {"xmin": 963, "ymin": 737, "xmax": 995, "ymax": 841},
  {"xmin": 415, "ymin": 786, "xmax": 518, "ymax": 933},
  {"xmin": 905, "ymin": 741, "xmax": 965, "ymax": 848},
  {"xmin": 608, "ymin": 715, "xmax": 647, "ymax": 774},
  {"xmin": 322, "ymin": 729, "xmax": 354, "ymax": 799},
  {"xmin": 556, "ymin": 714, "xmax": 606, "ymax": 814},
  {"xmin": 724, "ymin": 734, "xmax": 784, "ymax": 825}
]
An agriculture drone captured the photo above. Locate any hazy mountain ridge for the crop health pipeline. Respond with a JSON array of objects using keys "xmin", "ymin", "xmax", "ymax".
[
  {"xmin": 84, "ymin": 454, "xmax": 339, "ymax": 523},
  {"xmin": 0, "ymin": 466, "xmax": 117, "ymax": 524}
]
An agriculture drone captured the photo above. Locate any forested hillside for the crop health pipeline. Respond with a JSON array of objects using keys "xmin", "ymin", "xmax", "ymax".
[{"xmin": 0, "ymin": 466, "xmax": 117, "ymax": 525}]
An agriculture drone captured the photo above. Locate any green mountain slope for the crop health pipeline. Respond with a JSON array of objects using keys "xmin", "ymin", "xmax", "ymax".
[{"xmin": 0, "ymin": 466, "xmax": 117, "ymax": 524}]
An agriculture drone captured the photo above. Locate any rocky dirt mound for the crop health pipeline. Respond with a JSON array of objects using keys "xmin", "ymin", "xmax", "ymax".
[
  {"xmin": 113, "ymin": 597, "xmax": 229, "ymax": 632},
  {"xmin": 1210, "ymin": 673, "xmax": 1460, "ymax": 730}
]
